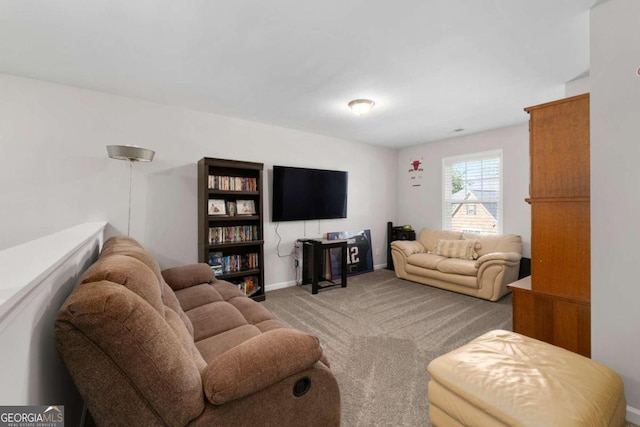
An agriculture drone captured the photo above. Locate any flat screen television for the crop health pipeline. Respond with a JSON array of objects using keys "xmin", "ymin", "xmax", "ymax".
[{"xmin": 272, "ymin": 165, "xmax": 348, "ymax": 222}]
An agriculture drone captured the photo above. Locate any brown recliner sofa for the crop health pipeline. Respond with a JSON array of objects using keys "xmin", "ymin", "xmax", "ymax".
[{"xmin": 55, "ymin": 236, "xmax": 340, "ymax": 426}]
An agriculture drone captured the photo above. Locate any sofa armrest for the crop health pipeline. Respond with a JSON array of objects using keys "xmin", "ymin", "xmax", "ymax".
[
  {"xmin": 390, "ymin": 240, "xmax": 425, "ymax": 257},
  {"xmin": 161, "ymin": 263, "xmax": 216, "ymax": 291},
  {"xmin": 202, "ymin": 328, "xmax": 322, "ymax": 405},
  {"xmin": 475, "ymin": 252, "xmax": 521, "ymax": 268}
]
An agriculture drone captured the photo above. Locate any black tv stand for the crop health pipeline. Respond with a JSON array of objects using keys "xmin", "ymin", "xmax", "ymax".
[{"xmin": 300, "ymin": 239, "xmax": 348, "ymax": 294}]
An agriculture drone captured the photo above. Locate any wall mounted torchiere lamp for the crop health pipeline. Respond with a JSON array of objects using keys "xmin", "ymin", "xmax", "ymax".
[{"xmin": 106, "ymin": 145, "xmax": 155, "ymax": 236}]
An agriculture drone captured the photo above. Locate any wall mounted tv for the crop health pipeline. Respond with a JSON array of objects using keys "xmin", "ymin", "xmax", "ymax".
[{"xmin": 272, "ymin": 165, "xmax": 348, "ymax": 222}]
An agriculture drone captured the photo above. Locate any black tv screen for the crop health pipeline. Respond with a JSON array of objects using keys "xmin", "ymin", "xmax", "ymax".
[{"xmin": 272, "ymin": 166, "xmax": 348, "ymax": 222}]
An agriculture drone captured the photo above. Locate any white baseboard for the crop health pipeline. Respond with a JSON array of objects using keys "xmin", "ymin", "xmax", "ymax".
[
  {"xmin": 373, "ymin": 263, "xmax": 387, "ymax": 270},
  {"xmin": 265, "ymin": 280, "xmax": 297, "ymax": 292},
  {"xmin": 627, "ymin": 405, "xmax": 640, "ymax": 424}
]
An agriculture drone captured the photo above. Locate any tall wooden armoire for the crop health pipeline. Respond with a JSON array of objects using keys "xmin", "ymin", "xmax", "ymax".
[{"xmin": 509, "ymin": 93, "xmax": 591, "ymax": 357}]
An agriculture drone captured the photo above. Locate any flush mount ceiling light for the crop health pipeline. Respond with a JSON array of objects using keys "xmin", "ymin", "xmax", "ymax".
[{"xmin": 348, "ymin": 99, "xmax": 375, "ymax": 116}]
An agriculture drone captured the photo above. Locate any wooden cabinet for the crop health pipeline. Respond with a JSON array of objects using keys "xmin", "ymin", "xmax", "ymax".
[
  {"xmin": 528, "ymin": 94, "xmax": 590, "ymax": 198},
  {"xmin": 510, "ymin": 94, "xmax": 590, "ymax": 357},
  {"xmin": 197, "ymin": 157, "xmax": 265, "ymax": 301}
]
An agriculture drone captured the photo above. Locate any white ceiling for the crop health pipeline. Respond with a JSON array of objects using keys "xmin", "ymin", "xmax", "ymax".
[{"xmin": 0, "ymin": 0, "xmax": 595, "ymax": 148}]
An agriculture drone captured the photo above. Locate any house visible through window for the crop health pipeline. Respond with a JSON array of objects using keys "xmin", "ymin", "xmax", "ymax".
[{"xmin": 442, "ymin": 149, "xmax": 502, "ymax": 234}]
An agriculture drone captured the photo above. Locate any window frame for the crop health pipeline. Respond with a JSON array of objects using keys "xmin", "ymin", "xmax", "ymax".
[{"xmin": 442, "ymin": 149, "xmax": 503, "ymax": 234}]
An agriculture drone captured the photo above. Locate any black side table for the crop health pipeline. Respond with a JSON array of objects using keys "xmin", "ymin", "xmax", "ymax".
[{"xmin": 301, "ymin": 239, "xmax": 348, "ymax": 294}]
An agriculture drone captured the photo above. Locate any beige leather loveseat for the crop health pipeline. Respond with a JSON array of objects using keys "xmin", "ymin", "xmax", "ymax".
[
  {"xmin": 391, "ymin": 227, "xmax": 522, "ymax": 301},
  {"xmin": 56, "ymin": 236, "xmax": 340, "ymax": 426}
]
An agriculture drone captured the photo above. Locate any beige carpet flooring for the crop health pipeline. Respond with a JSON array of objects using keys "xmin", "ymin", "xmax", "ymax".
[{"xmin": 263, "ymin": 269, "xmax": 513, "ymax": 426}]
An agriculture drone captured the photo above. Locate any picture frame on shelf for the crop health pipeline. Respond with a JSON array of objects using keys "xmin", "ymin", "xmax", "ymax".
[
  {"xmin": 226, "ymin": 201, "xmax": 237, "ymax": 216},
  {"xmin": 208, "ymin": 199, "xmax": 227, "ymax": 215},
  {"xmin": 236, "ymin": 199, "xmax": 256, "ymax": 215}
]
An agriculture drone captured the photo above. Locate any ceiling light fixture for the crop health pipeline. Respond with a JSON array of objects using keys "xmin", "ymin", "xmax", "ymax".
[{"xmin": 348, "ymin": 99, "xmax": 375, "ymax": 116}]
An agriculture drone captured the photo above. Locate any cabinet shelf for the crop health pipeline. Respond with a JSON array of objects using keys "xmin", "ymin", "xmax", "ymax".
[
  {"xmin": 208, "ymin": 215, "xmax": 260, "ymax": 222},
  {"xmin": 216, "ymin": 268, "xmax": 261, "ymax": 280},
  {"xmin": 206, "ymin": 240, "xmax": 264, "ymax": 250},
  {"xmin": 208, "ymin": 189, "xmax": 260, "ymax": 196},
  {"xmin": 198, "ymin": 157, "xmax": 265, "ymax": 302}
]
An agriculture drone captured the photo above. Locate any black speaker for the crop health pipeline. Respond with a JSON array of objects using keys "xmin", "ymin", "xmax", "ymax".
[
  {"xmin": 387, "ymin": 222, "xmax": 416, "ymax": 270},
  {"xmin": 394, "ymin": 230, "xmax": 416, "ymax": 241}
]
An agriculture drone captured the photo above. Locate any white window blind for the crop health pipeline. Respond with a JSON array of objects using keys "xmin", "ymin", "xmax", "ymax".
[{"xmin": 442, "ymin": 149, "xmax": 502, "ymax": 234}]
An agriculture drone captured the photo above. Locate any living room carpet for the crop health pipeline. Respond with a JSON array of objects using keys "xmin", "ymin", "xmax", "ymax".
[{"xmin": 262, "ymin": 268, "xmax": 513, "ymax": 427}]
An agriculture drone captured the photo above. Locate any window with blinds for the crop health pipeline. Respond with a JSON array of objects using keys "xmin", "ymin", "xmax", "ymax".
[{"xmin": 442, "ymin": 149, "xmax": 502, "ymax": 234}]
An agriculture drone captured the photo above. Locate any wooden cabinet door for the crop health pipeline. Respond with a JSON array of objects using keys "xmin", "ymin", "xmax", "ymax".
[
  {"xmin": 526, "ymin": 94, "xmax": 590, "ymax": 198},
  {"xmin": 513, "ymin": 288, "xmax": 591, "ymax": 358},
  {"xmin": 530, "ymin": 200, "xmax": 590, "ymax": 300}
]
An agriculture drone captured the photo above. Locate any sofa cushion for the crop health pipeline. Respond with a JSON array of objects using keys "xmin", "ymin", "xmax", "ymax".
[
  {"xmin": 164, "ymin": 306, "xmax": 207, "ymax": 372},
  {"xmin": 417, "ymin": 228, "xmax": 462, "ymax": 253},
  {"xmin": 202, "ymin": 329, "xmax": 322, "ymax": 405},
  {"xmin": 462, "ymin": 232, "xmax": 522, "ymax": 257},
  {"xmin": 228, "ymin": 296, "xmax": 277, "ymax": 325},
  {"xmin": 79, "ymin": 254, "xmax": 165, "ymax": 314},
  {"xmin": 391, "ymin": 240, "xmax": 425, "ymax": 257},
  {"xmin": 213, "ymin": 281, "xmax": 247, "ymax": 300},
  {"xmin": 407, "ymin": 253, "xmax": 447, "ymax": 269},
  {"xmin": 175, "ymin": 283, "xmax": 224, "ymax": 311},
  {"xmin": 435, "ymin": 239, "xmax": 478, "ymax": 260},
  {"xmin": 436, "ymin": 258, "xmax": 479, "ymax": 277},
  {"xmin": 162, "ymin": 263, "xmax": 216, "ymax": 291},
  {"xmin": 255, "ymin": 319, "xmax": 287, "ymax": 333},
  {"xmin": 100, "ymin": 236, "xmax": 164, "ymax": 283},
  {"xmin": 188, "ymin": 301, "xmax": 249, "ymax": 342},
  {"xmin": 196, "ymin": 324, "xmax": 263, "ymax": 362},
  {"xmin": 162, "ymin": 282, "xmax": 195, "ymax": 337}
]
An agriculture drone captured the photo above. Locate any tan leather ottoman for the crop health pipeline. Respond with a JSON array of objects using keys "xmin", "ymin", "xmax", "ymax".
[{"xmin": 427, "ymin": 330, "xmax": 626, "ymax": 427}]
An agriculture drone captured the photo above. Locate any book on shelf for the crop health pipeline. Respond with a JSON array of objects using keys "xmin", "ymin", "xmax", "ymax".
[
  {"xmin": 237, "ymin": 276, "xmax": 260, "ymax": 297},
  {"xmin": 211, "ymin": 264, "xmax": 223, "ymax": 276},
  {"xmin": 209, "ymin": 253, "xmax": 259, "ymax": 275},
  {"xmin": 226, "ymin": 201, "xmax": 237, "ymax": 216},
  {"xmin": 209, "ymin": 226, "xmax": 259, "ymax": 244},
  {"xmin": 208, "ymin": 251, "xmax": 224, "ymax": 276},
  {"xmin": 208, "ymin": 175, "xmax": 257, "ymax": 192}
]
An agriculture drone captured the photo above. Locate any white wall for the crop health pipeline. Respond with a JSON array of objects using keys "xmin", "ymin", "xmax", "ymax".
[
  {"xmin": 591, "ymin": 0, "xmax": 640, "ymax": 422},
  {"xmin": 0, "ymin": 223, "xmax": 105, "ymax": 427},
  {"xmin": 565, "ymin": 75, "xmax": 590, "ymax": 97},
  {"xmin": 397, "ymin": 124, "xmax": 531, "ymax": 257},
  {"xmin": 0, "ymin": 73, "xmax": 397, "ymax": 288}
]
